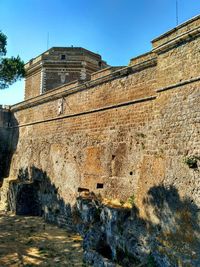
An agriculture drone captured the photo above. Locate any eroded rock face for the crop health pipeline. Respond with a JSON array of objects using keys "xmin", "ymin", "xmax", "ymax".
[
  {"xmin": 76, "ymin": 196, "xmax": 200, "ymax": 267},
  {"xmin": 0, "ymin": 16, "xmax": 200, "ymax": 267},
  {"xmin": 4, "ymin": 176, "xmax": 200, "ymax": 267}
]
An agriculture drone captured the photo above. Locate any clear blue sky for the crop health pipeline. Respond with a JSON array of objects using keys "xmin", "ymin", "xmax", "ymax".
[{"xmin": 0, "ymin": 0, "xmax": 199, "ymax": 105}]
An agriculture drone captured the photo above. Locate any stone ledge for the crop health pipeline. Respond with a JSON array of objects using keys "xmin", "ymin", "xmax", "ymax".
[
  {"xmin": 11, "ymin": 60, "xmax": 157, "ymax": 112},
  {"xmin": 10, "ymin": 96, "xmax": 156, "ymax": 128},
  {"xmin": 129, "ymin": 51, "xmax": 156, "ymax": 66},
  {"xmin": 153, "ymin": 27, "xmax": 200, "ymax": 54},
  {"xmin": 90, "ymin": 66, "xmax": 125, "ymax": 80},
  {"xmin": 152, "ymin": 15, "xmax": 200, "ymax": 48},
  {"xmin": 156, "ymin": 76, "xmax": 200, "ymax": 93}
]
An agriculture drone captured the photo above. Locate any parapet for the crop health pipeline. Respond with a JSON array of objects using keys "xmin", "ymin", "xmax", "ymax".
[
  {"xmin": 152, "ymin": 15, "xmax": 200, "ymax": 53},
  {"xmin": 129, "ymin": 51, "xmax": 156, "ymax": 66},
  {"xmin": 90, "ymin": 66, "xmax": 125, "ymax": 80},
  {"xmin": 22, "ymin": 15, "xmax": 200, "ymax": 107}
]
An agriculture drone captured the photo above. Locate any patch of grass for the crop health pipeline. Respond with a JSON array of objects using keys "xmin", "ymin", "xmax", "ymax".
[
  {"xmin": 127, "ymin": 194, "xmax": 135, "ymax": 206},
  {"xmin": 183, "ymin": 156, "xmax": 200, "ymax": 169},
  {"xmin": 120, "ymin": 200, "xmax": 125, "ymax": 206}
]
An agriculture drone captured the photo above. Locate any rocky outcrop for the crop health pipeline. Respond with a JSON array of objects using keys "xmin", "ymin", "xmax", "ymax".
[
  {"xmin": 2, "ymin": 172, "xmax": 200, "ymax": 266},
  {"xmin": 75, "ymin": 194, "xmax": 200, "ymax": 267}
]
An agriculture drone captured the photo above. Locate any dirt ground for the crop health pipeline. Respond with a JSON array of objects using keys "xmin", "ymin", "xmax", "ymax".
[{"xmin": 0, "ymin": 212, "xmax": 84, "ymax": 267}]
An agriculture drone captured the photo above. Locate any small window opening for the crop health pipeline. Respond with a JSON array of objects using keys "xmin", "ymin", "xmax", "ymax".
[
  {"xmin": 61, "ymin": 54, "xmax": 66, "ymax": 60},
  {"xmin": 97, "ymin": 183, "xmax": 104, "ymax": 189}
]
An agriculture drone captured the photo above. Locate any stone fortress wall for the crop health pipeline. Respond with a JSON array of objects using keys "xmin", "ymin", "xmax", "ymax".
[
  {"xmin": 0, "ymin": 15, "xmax": 200, "ymax": 266},
  {"xmin": 0, "ymin": 106, "xmax": 12, "ymax": 183}
]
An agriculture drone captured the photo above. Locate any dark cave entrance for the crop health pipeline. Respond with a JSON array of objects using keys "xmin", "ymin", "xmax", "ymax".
[{"xmin": 9, "ymin": 182, "xmax": 42, "ymax": 216}]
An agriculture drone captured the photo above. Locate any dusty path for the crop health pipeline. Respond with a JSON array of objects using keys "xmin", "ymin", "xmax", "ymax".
[{"xmin": 0, "ymin": 212, "xmax": 84, "ymax": 266}]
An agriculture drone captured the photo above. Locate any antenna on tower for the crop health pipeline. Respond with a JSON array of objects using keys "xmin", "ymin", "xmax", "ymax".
[
  {"xmin": 47, "ymin": 32, "xmax": 49, "ymax": 50},
  {"xmin": 176, "ymin": 0, "xmax": 179, "ymax": 26}
]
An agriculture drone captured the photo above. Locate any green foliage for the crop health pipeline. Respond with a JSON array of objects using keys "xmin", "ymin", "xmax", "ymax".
[
  {"xmin": 127, "ymin": 194, "xmax": 135, "ymax": 206},
  {"xmin": 0, "ymin": 31, "xmax": 7, "ymax": 55},
  {"xmin": 119, "ymin": 199, "xmax": 125, "ymax": 206},
  {"xmin": 0, "ymin": 31, "xmax": 25, "ymax": 89},
  {"xmin": 184, "ymin": 155, "xmax": 200, "ymax": 169}
]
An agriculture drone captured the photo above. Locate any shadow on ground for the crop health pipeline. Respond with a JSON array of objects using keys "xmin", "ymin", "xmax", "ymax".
[
  {"xmin": 0, "ymin": 212, "xmax": 83, "ymax": 267},
  {"xmin": 3, "ymin": 165, "xmax": 200, "ymax": 266}
]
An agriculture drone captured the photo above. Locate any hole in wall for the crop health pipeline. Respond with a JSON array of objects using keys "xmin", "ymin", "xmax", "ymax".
[
  {"xmin": 112, "ymin": 155, "xmax": 116, "ymax": 160},
  {"xmin": 78, "ymin": 187, "xmax": 89, "ymax": 193},
  {"xmin": 96, "ymin": 183, "xmax": 104, "ymax": 189},
  {"xmin": 54, "ymin": 187, "xmax": 58, "ymax": 194},
  {"xmin": 129, "ymin": 171, "xmax": 133, "ymax": 175},
  {"xmin": 116, "ymin": 246, "xmax": 140, "ymax": 265},
  {"xmin": 97, "ymin": 237, "xmax": 112, "ymax": 260},
  {"xmin": 15, "ymin": 183, "xmax": 42, "ymax": 216},
  {"xmin": 55, "ymin": 209, "xmax": 60, "ymax": 215}
]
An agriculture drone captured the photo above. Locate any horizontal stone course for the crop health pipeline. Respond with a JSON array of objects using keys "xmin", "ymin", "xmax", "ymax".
[{"xmin": 0, "ymin": 15, "xmax": 200, "ymax": 267}]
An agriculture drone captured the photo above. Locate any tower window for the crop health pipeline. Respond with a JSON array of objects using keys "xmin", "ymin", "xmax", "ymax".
[{"xmin": 61, "ymin": 54, "xmax": 66, "ymax": 60}]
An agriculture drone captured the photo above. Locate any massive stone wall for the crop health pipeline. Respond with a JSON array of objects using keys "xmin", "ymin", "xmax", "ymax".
[
  {"xmin": 0, "ymin": 15, "xmax": 200, "ymax": 266},
  {"xmin": 9, "ymin": 16, "xmax": 200, "ymax": 203},
  {"xmin": 9, "ymin": 60, "xmax": 157, "ymax": 205},
  {"xmin": 0, "ymin": 107, "xmax": 11, "ymax": 182}
]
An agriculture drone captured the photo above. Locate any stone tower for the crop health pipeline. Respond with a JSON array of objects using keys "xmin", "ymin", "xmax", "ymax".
[{"xmin": 24, "ymin": 47, "xmax": 108, "ymax": 100}]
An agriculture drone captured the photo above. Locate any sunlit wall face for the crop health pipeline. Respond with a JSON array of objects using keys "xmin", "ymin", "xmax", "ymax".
[{"xmin": 0, "ymin": 0, "xmax": 200, "ymax": 105}]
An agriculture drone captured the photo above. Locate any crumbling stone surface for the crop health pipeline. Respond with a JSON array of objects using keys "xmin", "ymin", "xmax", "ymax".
[
  {"xmin": 76, "ymin": 196, "xmax": 199, "ymax": 267},
  {"xmin": 0, "ymin": 16, "xmax": 199, "ymax": 267}
]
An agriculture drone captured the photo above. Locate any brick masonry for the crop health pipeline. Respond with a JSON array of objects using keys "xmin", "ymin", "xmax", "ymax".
[
  {"xmin": 24, "ymin": 47, "xmax": 108, "ymax": 99},
  {"xmin": 0, "ymin": 15, "xmax": 200, "ymax": 266}
]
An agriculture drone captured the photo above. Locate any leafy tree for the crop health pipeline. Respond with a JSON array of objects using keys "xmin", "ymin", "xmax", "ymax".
[{"xmin": 0, "ymin": 31, "xmax": 25, "ymax": 89}]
